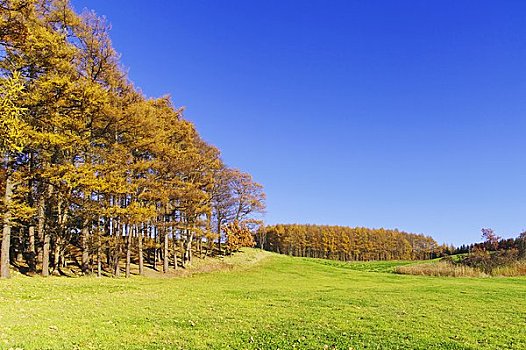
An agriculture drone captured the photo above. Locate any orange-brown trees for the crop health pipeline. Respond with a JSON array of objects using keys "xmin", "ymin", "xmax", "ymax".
[
  {"xmin": 264, "ymin": 224, "xmax": 440, "ymax": 262},
  {"xmin": 0, "ymin": 0, "xmax": 265, "ymax": 278}
]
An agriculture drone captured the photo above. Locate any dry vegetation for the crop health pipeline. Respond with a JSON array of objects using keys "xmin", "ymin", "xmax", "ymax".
[
  {"xmin": 396, "ymin": 259, "xmax": 526, "ymax": 277},
  {"xmin": 395, "ymin": 260, "xmax": 488, "ymax": 277},
  {"xmin": 491, "ymin": 260, "xmax": 526, "ymax": 277}
]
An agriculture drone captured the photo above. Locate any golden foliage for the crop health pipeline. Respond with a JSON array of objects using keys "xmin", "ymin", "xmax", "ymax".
[
  {"xmin": 0, "ymin": 0, "xmax": 265, "ymax": 276},
  {"xmin": 225, "ymin": 221, "xmax": 256, "ymax": 253}
]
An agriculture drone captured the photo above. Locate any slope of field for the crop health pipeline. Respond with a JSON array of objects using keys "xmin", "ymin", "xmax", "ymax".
[{"xmin": 0, "ymin": 250, "xmax": 525, "ymax": 349}]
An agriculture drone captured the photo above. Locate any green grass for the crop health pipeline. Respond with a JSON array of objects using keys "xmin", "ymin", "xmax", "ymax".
[
  {"xmin": 0, "ymin": 249, "xmax": 525, "ymax": 349},
  {"xmin": 309, "ymin": 258, "xmax": 418, "ymax": 273}
]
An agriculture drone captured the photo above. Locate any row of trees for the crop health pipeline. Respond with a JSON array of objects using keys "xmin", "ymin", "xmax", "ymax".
[
  {"xmin": 262, "ymin": 224, "xmax": 444, "ymax": 261},
  {"xmin": 0, "ymin": 0, "xmax": 265, "ymax": 278}
]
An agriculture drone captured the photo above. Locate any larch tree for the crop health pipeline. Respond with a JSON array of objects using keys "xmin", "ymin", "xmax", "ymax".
[{"xmin": 0, "ymin": 71, "xmax": 28, "ymax": 278}]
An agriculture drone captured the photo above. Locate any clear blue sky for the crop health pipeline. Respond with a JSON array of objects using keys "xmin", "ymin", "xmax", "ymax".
[{"xmin": 72, "ymin": 0, "xmax": 526, "ymax": 246}]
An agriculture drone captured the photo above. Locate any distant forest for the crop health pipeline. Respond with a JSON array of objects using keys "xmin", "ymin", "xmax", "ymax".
[
  {"xmin": 261, "ymin": 224, "xmax": 447, "ymax": 261},
  {"xmin": 0, "ymin": 0, "xmax": 265, "ymax": 278}
]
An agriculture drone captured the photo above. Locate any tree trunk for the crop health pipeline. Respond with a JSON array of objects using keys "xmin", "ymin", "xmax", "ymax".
[
  {"xmin": 36, "ymin": 193, "xmax": 45, "ymax": 269},
  {"xmin": 125, "ymin": 224, "xmax": 131, "ymax": 278},
  {"xmin": 41, "ymin": 184, "xmax": 54, "ymax": 277},
  {"xmin": 97, "ymin": 231, "xmax": 102, "ymax": 278},
  {"xmin": 163, "ymin": 227, "xmax": 169, "ymax": 273},
  {"xmin": 138, "ymin": 224, "xmax": 144, "ymax": 275},
  {"xmin": 113, "ymin": 224, "xmax": 120, "ymax": 277},
  {"xmin": 105, "ymin": 217, "xmax": 111, "ymax": 266},
  {"xmin": 0, "ymin": 174, "xmax": 14, "ymax": 278},
  {"xmin": 53, "ymin": 192, "xmax": 69, "ymax": 274},
  {"xmin": 172, "ymin": 232, "xmax": 178, "ymax": 270},
  {"xmin": 153, "ymin": 225, "xmax": 158, "ymax": 270},
  {"xmin": 42, "ymin": 231, "xmax": 50, "ymax": 277},
  {"xmin": 81, "ymin": 220, "xmax": 90, "ymax": 274},
  {"xmin": 53, "ymin": 238, "xmax": 61, "ymax": 274},
  {"xmin": 207, "ymin": 238, "xmax": 214, "ymax": 257},
  {"xmin": 27, "ymin": 225, "xmax": 36, "ymax": 273},
  {"xmin": 179, "ymin": 239, "xmax": 184, "ymax": 267},
  {"xmin": 184, "ymin": 230, "xmax": 194, "ymax": 266},
  {"xmin": 25, "ymin": 153, "xmax": 37, "ymax": 273},
  {"xmin": 217, "ymin": 219, "xmax": 222, "ymax": 255}
]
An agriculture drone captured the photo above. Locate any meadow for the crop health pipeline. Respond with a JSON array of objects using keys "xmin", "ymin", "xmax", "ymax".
[{"xmin": 0, "ymin": 249, "xmax": 525, "ymax": 350}]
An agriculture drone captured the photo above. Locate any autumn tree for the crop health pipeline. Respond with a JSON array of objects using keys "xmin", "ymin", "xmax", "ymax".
[
  {"xmin": 481, "ymin": 228, "xmax": 501, "ymax": 251},
  {"xmin": 212, "ymin": 168, "xmax": 265, "ymax": 255},
  {"xmin": 0, "ymin": 71, "xmax": 28, "ymax": 278},
  {"xmin": 224, "ymin": 220, "xmax": 255, "ymax": 253}
]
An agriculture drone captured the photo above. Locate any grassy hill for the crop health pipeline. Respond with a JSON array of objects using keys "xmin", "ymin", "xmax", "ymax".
[{"xmin": 0, "ymin": 249, "xmax": 525, "ymax": 349}]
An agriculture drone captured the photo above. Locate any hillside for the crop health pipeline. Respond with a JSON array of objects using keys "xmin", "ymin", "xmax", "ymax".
[{"xmin": 0, "ymin": 249, "xmax": 525, "ymax": 349}]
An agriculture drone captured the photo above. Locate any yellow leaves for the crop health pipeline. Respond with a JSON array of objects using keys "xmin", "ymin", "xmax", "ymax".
[
  {"xmin": 225, "ymin": 220, "xmax": 256, "ymax": 252},
  {"xmin": 99, "ymin": 201, "xmax": 155, "ymax": 223},
  {"xmin": 0, "ymin": 169, "xmax": 35, "ymax": 222},
  {"xmin": 6, "ymin": 200, "xmax": 35, "ymax": 222},
  {"xmin": 0, "ymin": 71, "xmax": 29, "ymax": 153},
  {"xmin": 124, "ymin": 202, "xmax": 156, "ymax": 223},
  {"xmin": 21, "ymin": 20, "xmax": 77, "ymax": 74}
]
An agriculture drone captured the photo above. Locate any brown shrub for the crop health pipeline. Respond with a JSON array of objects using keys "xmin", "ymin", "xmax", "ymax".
[{"xmin": 462, "ymin": 248, "xmax": 519, "ymax": 273}]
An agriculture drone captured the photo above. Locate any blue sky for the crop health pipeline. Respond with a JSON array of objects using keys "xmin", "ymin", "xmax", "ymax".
[{"xmin": 72, "ymin": 0, "xmax": 526, "ymax": 246}]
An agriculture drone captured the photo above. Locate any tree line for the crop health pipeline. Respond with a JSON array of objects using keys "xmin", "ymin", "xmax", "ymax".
[
  {"xmin": 0, "ymin": 0, "xmax": 265, "ymax": 278},
  {"xmin": 261, "ymin": 224, "xmax": 445, "ymax": 261}
]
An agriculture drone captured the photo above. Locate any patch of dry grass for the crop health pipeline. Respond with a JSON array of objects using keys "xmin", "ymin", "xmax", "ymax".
[
  {"xmin": 396, "ymin": 259, "xmax": 526, "ymax": 277},
  {"xmin": 491, "ymin": 260, "xmax": 526, "ymax": 277},
  {"xmin": 141, "ymin": 248, "xmax": 270, "ymax": 278},
  {"xmin": 395, "ymin": 260, "xmax": 488, "ymax": 277}
]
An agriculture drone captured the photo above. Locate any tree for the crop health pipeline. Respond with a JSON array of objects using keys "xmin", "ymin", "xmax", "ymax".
[
  {"xmin": 224, "ymin": 220, "xmax": 255, "ymax": 253},
  {"xmin": 0, "ymin": 71, "xmax": 28, "ymax": 278},
  {"xmin": 481, "ymin": 228, "xmax": 501, "ymax": 251},
  {"xmin": 211, "ymin": 168, "xmax": 265, "ymax": 255}
]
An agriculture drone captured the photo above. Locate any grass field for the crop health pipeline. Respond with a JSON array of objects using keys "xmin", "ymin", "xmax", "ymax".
[{"xmin": 1, "ymin": 249, "xmax": 525, "ymax": 350}]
